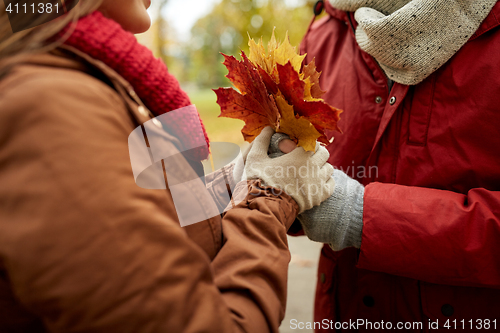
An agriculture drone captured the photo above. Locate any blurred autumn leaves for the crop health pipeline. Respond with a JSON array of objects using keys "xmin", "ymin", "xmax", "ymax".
[{"xmin": 152, "ymin": 0, "xmax": 316, "ymax": 89}]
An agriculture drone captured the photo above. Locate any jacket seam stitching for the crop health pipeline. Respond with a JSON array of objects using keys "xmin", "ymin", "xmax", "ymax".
[{"xmin": 407, "ymin": 75, "xmax": 436, "ymax": 146}]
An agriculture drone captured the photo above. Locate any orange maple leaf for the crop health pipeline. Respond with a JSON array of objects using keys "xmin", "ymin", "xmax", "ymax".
[
  {"xmin": 302, "ymin": 59, "xmax": 326, "ymax": 100},
  {"xmin": 276, "ymin": 62, "xmax": 342, "ymax": 145}
]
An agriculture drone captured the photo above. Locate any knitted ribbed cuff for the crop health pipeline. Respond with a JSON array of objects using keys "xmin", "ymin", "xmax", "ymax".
[
  {"xmin": 297, "ymin": 169, "xmax": 364, "ymax": 251},
  {"xmin": 329, "ymin": 170, "xmax": 364, "ymax": 251}
]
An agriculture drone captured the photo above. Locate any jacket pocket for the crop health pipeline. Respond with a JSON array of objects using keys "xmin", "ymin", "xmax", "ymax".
[
  {"xmin": 421, "ymin": 282, "xmax": 500, "ymax": 332},
  {"xmin": 406, "ymin": 75, "xmax": 437, "ymax": 146}
]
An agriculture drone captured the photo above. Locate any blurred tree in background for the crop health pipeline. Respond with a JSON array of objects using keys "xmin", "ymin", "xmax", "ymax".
[
  {"xmin": 185, "ymin": 0, "xmax": 314, "ymax": 88},
  {"xmin": 150, "ymin": 0, "xmax": 316, "ymax": 89}
]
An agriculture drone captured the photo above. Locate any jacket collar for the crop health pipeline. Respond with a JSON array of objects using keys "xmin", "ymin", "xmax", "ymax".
[
  {"xmin": 57, "ymin": 45, "xmax": 137, "ymax": 94},
  {"xmin": 324, "ymin": 0, "xmax": 349, "ymax": 23}
]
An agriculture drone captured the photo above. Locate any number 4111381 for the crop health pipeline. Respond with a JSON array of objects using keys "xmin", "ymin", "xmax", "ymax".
[
  {"xmin": 5, "ymin": 3, "xmax": 59, "ymax": 14},
  {"xmin": 444, "ymin": 319, "xmax": 496, "ymax": 330}
]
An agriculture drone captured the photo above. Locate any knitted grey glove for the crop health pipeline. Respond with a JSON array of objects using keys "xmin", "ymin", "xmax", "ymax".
[{"xmin": 269, "ymin": 133, "xmax": 364, "ymax": 251}]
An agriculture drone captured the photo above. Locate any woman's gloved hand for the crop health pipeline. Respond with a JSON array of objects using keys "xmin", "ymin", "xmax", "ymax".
[
  {"xmin": 243, "ymin": 127, "xmax": 335, "ymax": 213},
  {"xmin": 232, "ymin": 141, "xmax": 252, "ymax": 186},
  {"xmin": 269, "ymin": 133, "xmax": 364, "ymax": 251}
]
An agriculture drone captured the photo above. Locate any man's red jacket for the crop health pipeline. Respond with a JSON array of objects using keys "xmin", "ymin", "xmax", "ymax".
[{"xmin": 299, "ymin": 1, "xmax": 500, "ymax": 330}]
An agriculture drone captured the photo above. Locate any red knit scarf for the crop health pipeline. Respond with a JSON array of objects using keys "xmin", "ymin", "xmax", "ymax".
[{"xmin": 63, "ymin": 11, "xmax": 209, "ymax": 160}]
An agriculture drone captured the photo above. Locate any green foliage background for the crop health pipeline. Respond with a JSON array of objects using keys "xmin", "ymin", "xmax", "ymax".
[{"xmin": 161, "ymin": 0, "xmax": 317, "ymax": 88}]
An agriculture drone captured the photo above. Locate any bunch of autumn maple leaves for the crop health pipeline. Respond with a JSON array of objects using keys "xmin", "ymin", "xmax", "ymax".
[{"xmin": 214, "ymin": 32, "xmax": 342, "ymax": 152}]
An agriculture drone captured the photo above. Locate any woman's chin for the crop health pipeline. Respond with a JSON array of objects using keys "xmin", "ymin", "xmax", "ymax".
[
  {"xmin": 97, "ymin": 2, "xmax": 152, "ymax": 34},
  {"xmin": 122, "ymin": 15, "xmax": 151, "ymax": 34},
  {"xmin": 134, "ymin": 17, "xmax": 152, "ymax": 34}
]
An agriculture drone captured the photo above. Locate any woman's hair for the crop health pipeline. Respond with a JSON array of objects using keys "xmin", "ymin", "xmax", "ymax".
[{"xmin": 0, "ymin": 0, "xmax": 102, "ymax": 69}]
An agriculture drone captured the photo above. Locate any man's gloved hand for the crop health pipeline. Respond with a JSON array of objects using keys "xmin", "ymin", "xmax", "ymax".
[
  {"xmin": 269, "ymin": 133, "xmax": 364, "ymax": 251},
  {"xmin": 243, "ymin": 127, "xmax": 335, "ymax": 213}
]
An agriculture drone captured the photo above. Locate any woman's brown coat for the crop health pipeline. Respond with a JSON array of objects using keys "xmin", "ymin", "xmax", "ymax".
[{"xmin": 0, "ymin": 46, "xmax": 298, "ymax": 333}]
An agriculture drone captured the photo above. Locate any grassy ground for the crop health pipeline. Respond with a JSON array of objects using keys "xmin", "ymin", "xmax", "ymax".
[{"xmin": 188, "ymin": 89, "xmax": 245, "ymax": 146}]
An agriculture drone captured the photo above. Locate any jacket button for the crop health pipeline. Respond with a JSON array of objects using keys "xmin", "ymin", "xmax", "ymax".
[
  {"xmin": 152, "ymin": 118, "xmax": 162, "ymax": 128},
  {"xmin": 313, "ymin": 0, "xmax": 324, "ymax": 16},
  {"xmin": 389, "ymin": 96, "xmax": 396, "ymax": 105},
  {"xmin": 320, "ymin": 273, "xmax": 326, "ymax": 283},
  {"xmin": 375, "ymin": 96, "xmax": 382, "ymax": 104},
  {"xmin": 441, "ymin": 304, "xmax": 454, "ymax": 317},
  {"xmin": 138, "ymin": 106, "xmax": 148, "ymax": 117},
  {"xmin": 363, "ymin": 296, "xmax": 375, "ymax": 307}
]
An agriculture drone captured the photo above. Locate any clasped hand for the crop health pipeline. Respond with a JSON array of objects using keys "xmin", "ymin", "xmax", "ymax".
[{"xmin": 233, "ymin": 127, "xmax": 335, "ymax": 213}]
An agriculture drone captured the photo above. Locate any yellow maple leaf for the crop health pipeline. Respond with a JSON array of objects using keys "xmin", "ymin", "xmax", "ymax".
[
  {"xmin": 248, "ymin": 37, "xmax": 271, "ymax": 74},
  {"xmin": 273, "ymin": 32, "xmax": 305, "ymax": 73},
  {"xmin": 275, "ymin": 94, "xmax": 321, "ymax": 152},
  {"xmin": 248, "ymin": 29, "xmax": 306, "ymax": 79}
]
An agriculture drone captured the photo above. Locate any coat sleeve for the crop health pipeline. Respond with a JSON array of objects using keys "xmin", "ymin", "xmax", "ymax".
[
  {"xmin": 204, "ymin": 163, "xmax": 236, "ymax": 213},
  {"xmin": 0, "ymin": 70, "xmax": 297, "ymax": 332},
  {"xmin": 358, "ymin": 182, "xmax": 500, "ymax": 289}
]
